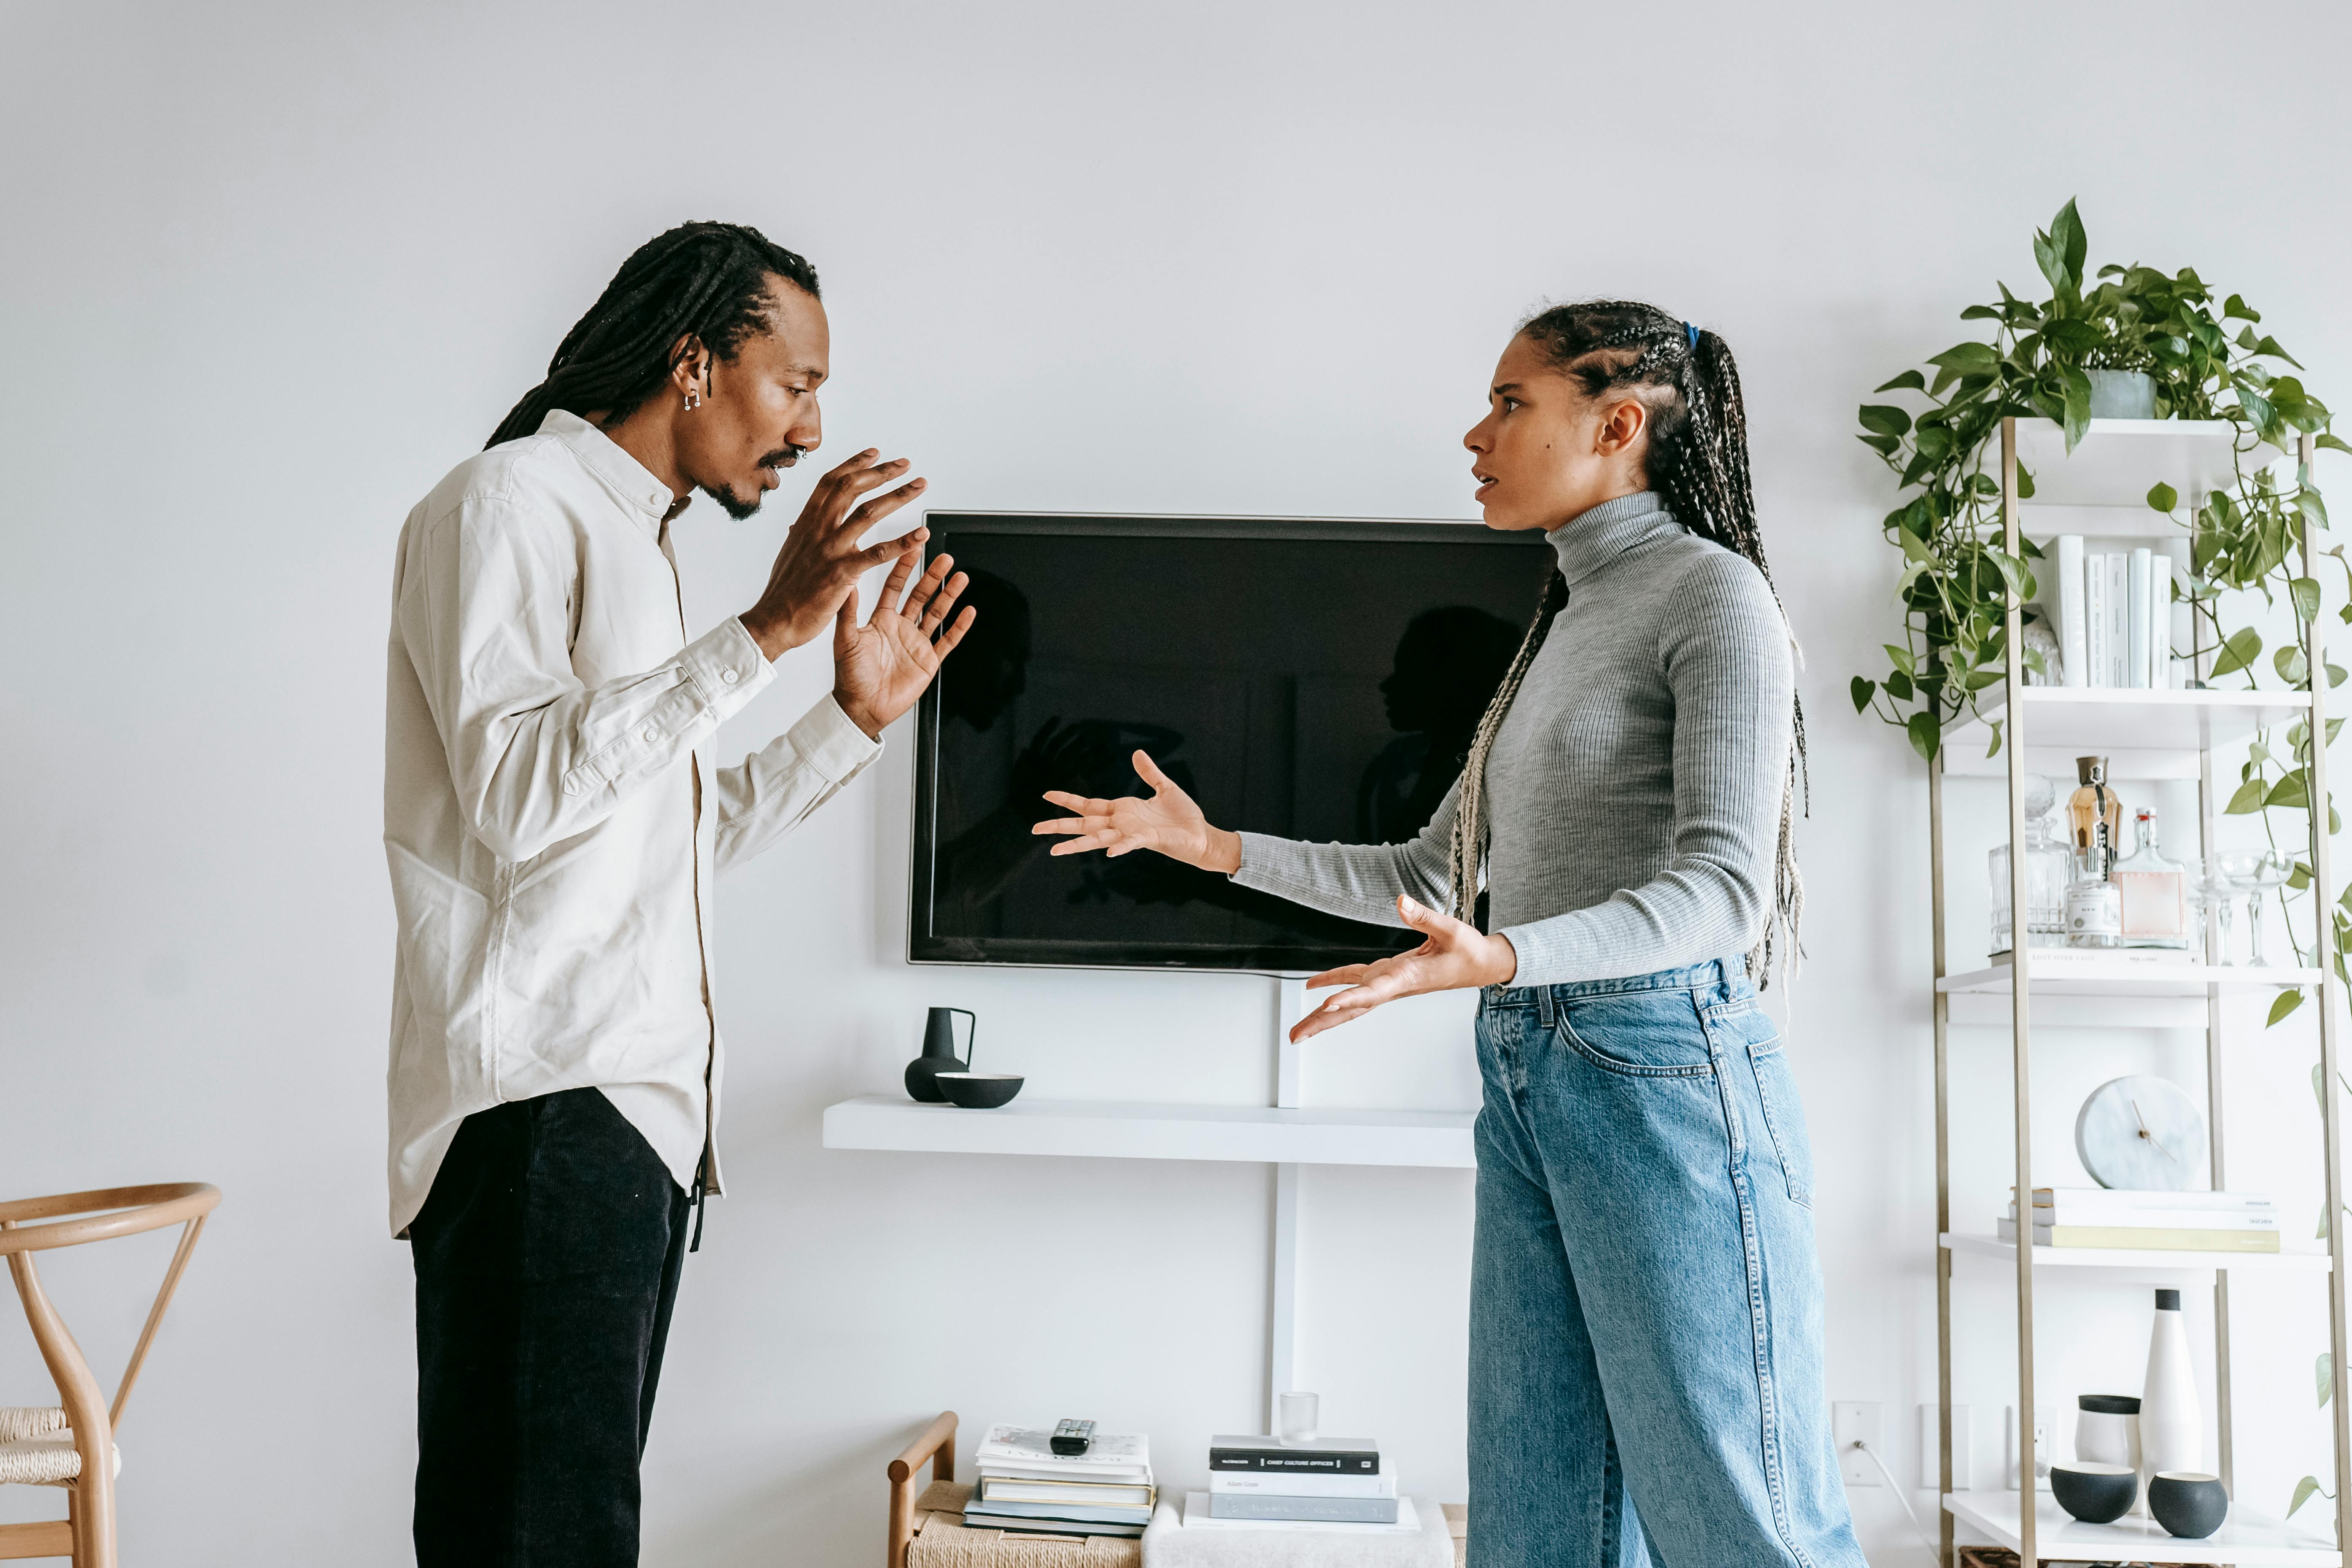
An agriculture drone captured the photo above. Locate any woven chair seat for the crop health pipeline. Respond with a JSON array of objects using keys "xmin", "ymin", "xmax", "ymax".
[{"xmin": 0, "ymin": 1406, "xmax": 121, "ymax": 1487}]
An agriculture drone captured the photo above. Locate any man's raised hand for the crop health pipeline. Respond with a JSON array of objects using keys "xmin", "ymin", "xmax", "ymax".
[
  {"xmin": 831, "ymin": 550, "xmax": 975, "ymax": 740},
  {"xmin": 740, "ymin": 449, "xmax": 928, "ymax": 660}
]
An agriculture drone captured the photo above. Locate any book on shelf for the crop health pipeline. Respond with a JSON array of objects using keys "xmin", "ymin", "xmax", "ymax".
[
  {"xmin": 2042, "ymin": 535, "xmax": 2182, "ymax": 691},
  {"xmin": 979, "ymin": 1476, "xmax": 1158, "ymax": 1509},
  {"xmin": 960, "ymin": 1508, "xmax": 1146, "ymax": 1539},
  {"xmin": 2014, "ymin": 1187, "xmax": 2274, "ymax": 1213},
  {"xmin": 2007, "ymin": 1202, "xmax": 2274, "ymax": 1231},
  {"xmin": 1210, "ymin": 1470, "xmax": 1397, "ymax": 1499},
  {"xmin": 1996, "ymin": 1217, "xmax": 2282, "ymax": 1252},
  {"xmin": 2056, "ymin": 534, "xmax": 2088, "ymax": 689},
  {"xmin": 961, "ymin": 1497, "xmax": 1155, "ymax": 1527},
  {"xmin": 1206, "ymin": 1492, "xmax": 1401, "ymax": 1524},
  {"xmin": 1209, "ymin": 1434, "xmax": 1380, "ymax": 1474},
  {"xmin": 1180, "ymin": 1493, "xmax": 1424, "ymax": 1535}
]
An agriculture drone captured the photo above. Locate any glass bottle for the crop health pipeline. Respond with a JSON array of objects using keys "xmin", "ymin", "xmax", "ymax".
[
  {"xmin": 2065, "ymin": 755, "xmax": 2125, "ymax": 949},
  {"xmin": 2112, "ymin": 806, "xmax": 2191, "ymax": 950},
  {"xmin": 1990, "ymin": 773, "xmax": 2070, "ymax": 956}
]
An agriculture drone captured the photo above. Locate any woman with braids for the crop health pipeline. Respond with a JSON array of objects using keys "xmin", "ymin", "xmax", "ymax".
[
  {"xmin": 386, "ymin": 221, "xmax": 973, "ymax": 1565},
  {"xmin": 1036, "ymin": 302, "xmax": 1859, "ymax": 1567}
]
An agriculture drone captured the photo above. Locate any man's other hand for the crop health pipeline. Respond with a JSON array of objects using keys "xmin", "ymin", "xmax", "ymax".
[
  {"xmin": 740, "ymin": 449, "xmax": 928, "ymax": 660},
  {"xmin": 832, "ymin": 549, "xmax": 974, "ymax": 739}
]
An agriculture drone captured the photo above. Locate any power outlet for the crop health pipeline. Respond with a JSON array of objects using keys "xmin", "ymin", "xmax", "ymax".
[
  {"xmin": 2005, "ymin": 1403, "xmax": 2058, "ymax": 1491},
  {"xmin": 1918, "ymin": 1403, "xmax": 1974, "ymax": 1490},
  {"xmin": 1833, "ymin": 1401, "xmax": 1883, "ymax": 1486}
]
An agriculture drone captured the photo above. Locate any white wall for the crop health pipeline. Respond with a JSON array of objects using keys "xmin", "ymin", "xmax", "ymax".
[{"xmin": 4, "ymin": 3, "xmax": 2351, "ymax": 1562}]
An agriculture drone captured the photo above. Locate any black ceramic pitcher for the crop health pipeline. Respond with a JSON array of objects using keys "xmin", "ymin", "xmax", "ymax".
[{"xmin": 905, "ymin": 1008, "xmax": 977, "ymax": 1103}]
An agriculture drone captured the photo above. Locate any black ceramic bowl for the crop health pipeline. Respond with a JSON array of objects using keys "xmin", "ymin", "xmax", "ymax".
[
  {"xmin": 935, "ymin": 1072, "xmax": 1024, "ymax": 1109},
  {"xmin": 2049, "ymin": 1463, "xmax": 2137, "ymax": 1525},
  {"xmin": 2148, "ymin": 1471, "xmax": 2228, "ymax": 1539}
]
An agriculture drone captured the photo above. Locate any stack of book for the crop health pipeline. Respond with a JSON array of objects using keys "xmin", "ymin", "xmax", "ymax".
[
  {"xmin": 1204, "ymin": 1433, "xmax": 1403, "ymax": 1526},
  {"xmin": 963, "ymin": 1423, "xmax": 1155, "ymax": 1540},
  {"xmin": 2048, "ymin": 533, "xmax": 2183, "ymax": 691},
  {"xmin": 1998, "ymin": 1187, "xmax": 2279, "ymax": 1253}
]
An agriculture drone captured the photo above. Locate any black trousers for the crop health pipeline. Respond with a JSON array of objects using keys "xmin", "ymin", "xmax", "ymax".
[{"xmin": 410, "ymin": 1088, "xmax": 692, "ymax": 1568}]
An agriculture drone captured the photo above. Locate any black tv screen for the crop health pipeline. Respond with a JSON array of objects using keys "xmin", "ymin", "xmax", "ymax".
[{"xmin": 907, "ymin": 512, "xmax": 1553, "ymax": 972}]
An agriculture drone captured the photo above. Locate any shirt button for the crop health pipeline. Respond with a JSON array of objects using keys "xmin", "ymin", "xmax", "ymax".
[
  {"xmin": 720, "ymin": 668, "xmax": 739, "ymax": 684},
  {"xmin": 643, "ymin": 726, "xmax": 659, "ymax": 742}
]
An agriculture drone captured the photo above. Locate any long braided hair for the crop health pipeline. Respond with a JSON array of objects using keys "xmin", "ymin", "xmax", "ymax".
[
  {"xmin": 487, "ymin": 221, "xmax": 821, "ymax": 448},
  {"xmin": 1447, "ymin": 300, "xmax": 1807, "ymax": 985}
]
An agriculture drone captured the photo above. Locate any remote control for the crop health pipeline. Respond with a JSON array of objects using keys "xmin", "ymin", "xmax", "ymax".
[{"xmin": 1050, "ymin": 1418, "xmax": 1096, "ymax": 1456}]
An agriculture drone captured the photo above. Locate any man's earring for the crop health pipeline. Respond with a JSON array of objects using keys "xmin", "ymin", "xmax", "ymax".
[{"xmin": 683, "ymin": 385, "xmax": 701, "ymax": 412}]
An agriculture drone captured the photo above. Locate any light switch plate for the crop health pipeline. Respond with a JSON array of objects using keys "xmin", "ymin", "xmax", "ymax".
[{"xmin": 2006, "ymin": 1404, "xmax": 2057, "ymax": 1491}]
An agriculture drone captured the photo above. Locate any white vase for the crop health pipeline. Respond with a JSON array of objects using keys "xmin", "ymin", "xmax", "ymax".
[
  {"xmin": 2139, "ymin": 1289, "xmax": 2202, "ymax": 1516},
  {"xmin": 2074, "ymin": 1393, "xmax": 2140, "ymax": 1471}
]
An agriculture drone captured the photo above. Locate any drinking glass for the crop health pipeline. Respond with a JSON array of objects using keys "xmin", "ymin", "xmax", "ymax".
[
  {"xmin": 1277, "ymin": 1391, "xmax": 1320, "ymax": 1444},
  {"xmin": 2196, "ymin": 860, "xmax": 2239, "ymax": 965},
  {"xmin": 2237, "ymin": 850, "xmax": 2295, "ymax": 967}
]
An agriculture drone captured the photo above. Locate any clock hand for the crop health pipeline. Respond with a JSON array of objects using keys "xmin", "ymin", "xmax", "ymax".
[{"xmin": 2131, "ymin": 1097, "xmax": 2183, "ymax": 1164}]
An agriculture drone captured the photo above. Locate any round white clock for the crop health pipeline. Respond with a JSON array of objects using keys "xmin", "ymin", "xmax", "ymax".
[{"xmin": 2074, "ymin": 1075, "xmax": 2207, "ymax": 1191}]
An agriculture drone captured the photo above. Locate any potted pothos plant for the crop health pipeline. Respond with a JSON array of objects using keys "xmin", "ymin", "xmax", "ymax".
[{"xmin": 1849, "ymin": 197, "xmax": 2340, "ymax": 764}]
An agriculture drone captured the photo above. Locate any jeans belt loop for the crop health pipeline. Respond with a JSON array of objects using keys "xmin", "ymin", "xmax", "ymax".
[{"xmin": 1535, "ymin": 984, "xmax": 1556, "ymax": 1030}]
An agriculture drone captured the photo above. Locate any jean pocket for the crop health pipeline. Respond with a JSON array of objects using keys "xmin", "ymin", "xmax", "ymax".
[
  {"xmin": 1554, "ymin": 992, "xmax": 1715, "ymax": 1078},
  {"xmin": 1745, "ymin": 1037, "xmax": 1815, "ymax": 1207}
]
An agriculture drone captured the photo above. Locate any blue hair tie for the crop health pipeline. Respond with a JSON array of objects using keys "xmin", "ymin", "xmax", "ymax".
[{"xmin": 1685, "ymin": 321, "xmax": 1700, "ymax": 350}]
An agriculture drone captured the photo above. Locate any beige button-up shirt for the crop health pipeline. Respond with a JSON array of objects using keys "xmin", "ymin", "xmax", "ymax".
[{"xmin": 383, "ymin": 410, "xmax": 878, "ymax": 1236}]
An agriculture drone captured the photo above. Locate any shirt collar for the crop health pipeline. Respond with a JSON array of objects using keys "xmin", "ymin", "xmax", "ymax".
[
  {"xmin": 538, "ymin": 409, "xmax": 676, "ymax": 526},
  {"xmin": 1546, "ymin": 490, "xmax": 1684, "ymax": 587}
]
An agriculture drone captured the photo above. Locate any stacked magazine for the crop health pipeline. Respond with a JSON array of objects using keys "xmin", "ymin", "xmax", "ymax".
[
  {"xmin": 963, "ymin": 1424, "xmax": 1155, "ymax": 1540},
  {"xmin": 1999, "ymin": 1187, "xmax": 2279, "ymax": 1253}
]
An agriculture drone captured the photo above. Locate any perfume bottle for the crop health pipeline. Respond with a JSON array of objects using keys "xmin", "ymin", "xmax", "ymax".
[
  {"xmin": 2066, "ymin": 756, "xmax": 2125, "ymax": 949},
  {"xmin": 2113, "ymin": 806, "xmax": 2191, "ymax": 950},
  {"xmin": 1991, "ymin": 773, "xmax": 2070, "ymax": 956}
]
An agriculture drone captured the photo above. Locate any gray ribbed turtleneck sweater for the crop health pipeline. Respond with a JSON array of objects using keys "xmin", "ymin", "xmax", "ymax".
[{"xmin": 1232, "ymin": 491, "xmax": 1794, "ymax": 986}]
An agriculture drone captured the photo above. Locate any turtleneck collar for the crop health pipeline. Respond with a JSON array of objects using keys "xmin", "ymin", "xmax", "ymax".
[{"xmin": 1545, "ymin": 490, "xmax": 1684, "ymax": 587}]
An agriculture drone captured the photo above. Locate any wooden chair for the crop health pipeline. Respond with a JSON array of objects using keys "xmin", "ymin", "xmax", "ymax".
[
  {"xmin": 0, "ymin": 1183, "xmax": 220, "ymax": 1567},
  {"xmin": 887, "ymin": 1411, "xmax": 958, "ymax": 1568}
]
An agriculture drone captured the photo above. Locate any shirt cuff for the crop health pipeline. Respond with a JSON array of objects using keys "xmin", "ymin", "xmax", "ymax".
[
  {"xmin": 679, "ymin": 617, "xmax": 778, "ymax": 722},
  {"xmin": 789, "ymin": 692, "xmax": 884, "ymax": 784}
]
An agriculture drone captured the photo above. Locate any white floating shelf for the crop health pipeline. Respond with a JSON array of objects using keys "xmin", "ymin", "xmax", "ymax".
[
  {"xmin": 1941, "ymin": 956, "xmax": 2322, "ymax": 997},
  {"xmin": 1945, "ymin": 1488, "xmax": 2337, "ymax": 1565},
  {"xmin": 820, "ymin": 1094, "xmax": 1477, "ymax": 1168},
  {"xmin": 1942, "ymin": 1231, "xmax": 2333, "ymax": 1274},
  {"xmin": 1943, "ymin": 687, "xmax": 2314, "ymax": 776},
  {"xmin": 2013, "ymin": 417, "xmax": 2288, "ymax": 509}
]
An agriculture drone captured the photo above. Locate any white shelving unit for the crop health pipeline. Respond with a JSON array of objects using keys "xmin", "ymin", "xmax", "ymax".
[
  {"xmin": 1927, "ymin": 417, "xmax": 2349, "ymax": 1564},
  {"xmin": 822, "ymin": 1095, "xmax": 1476, "ymax": 1168},
  {"xmin": 823, "ymin": 977, "xmax": 1470, "ymax": 1429},
  {"xmin": 1944, "ymin": 1489, "xmax": 2337, "ymax": 1566}
]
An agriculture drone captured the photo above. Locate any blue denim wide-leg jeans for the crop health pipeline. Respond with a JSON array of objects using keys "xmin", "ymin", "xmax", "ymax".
[{"xmin": 1467, "ymin": 959, "xmax": 1864, "ymax": 1568}]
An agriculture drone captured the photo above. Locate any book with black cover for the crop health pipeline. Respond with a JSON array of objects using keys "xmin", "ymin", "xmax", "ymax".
[
  {"xmin": 961, "ymin": 1508, "xmax": 1146, "ymax": 1539},
  {"xmin": 1208, "ymin": 1434, "xmax": 1380, "ymax": 1474}
]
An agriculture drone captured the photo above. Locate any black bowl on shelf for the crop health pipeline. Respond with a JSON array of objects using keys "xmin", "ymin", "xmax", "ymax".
[
  {"xmin": 935, "ymin": 1072, "xmax": 1025, "ymax": 1109},
  {"xmin": 2148, "ymin": 1471, "xmax": 2228, "ymax": 1539},
  {"xmin": 2049, "ymin": 1462, "xmax": 2137, "ymax": 1525}
]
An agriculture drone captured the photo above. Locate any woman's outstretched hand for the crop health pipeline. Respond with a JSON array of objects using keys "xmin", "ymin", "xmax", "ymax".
[
  {"xmin": 1292, "ymin": 894, "xmax": 1519, "ymax": 1041},
  {"xmin": 1033, "ymin": 750, "xmax": 1243, "ymax": 873}
]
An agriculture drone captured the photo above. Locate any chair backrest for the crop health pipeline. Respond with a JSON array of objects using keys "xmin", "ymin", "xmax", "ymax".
[{"xmin": 0, "ymin": 1183, "xmax": 221, "ymax": 1441}]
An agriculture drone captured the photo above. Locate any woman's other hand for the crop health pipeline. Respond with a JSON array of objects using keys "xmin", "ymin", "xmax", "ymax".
[
  {"xmin": 1033, "ymin": 750, "xmax": 1242, "ymax": 873},
  {"xmin": 1292, "ymin": 894, "xmax": 1519, "ymax": 1040}
]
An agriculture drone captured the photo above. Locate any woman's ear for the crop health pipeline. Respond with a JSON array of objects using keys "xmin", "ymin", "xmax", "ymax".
[{"xmin": 1594, "ymin": 395, "xmax": 1648, "ymax": 456}]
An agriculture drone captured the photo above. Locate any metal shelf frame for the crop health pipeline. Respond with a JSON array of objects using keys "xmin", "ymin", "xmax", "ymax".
[{"xmin": 1930, "ymin": 421, "xmax": 2349, "ymax": 1564}]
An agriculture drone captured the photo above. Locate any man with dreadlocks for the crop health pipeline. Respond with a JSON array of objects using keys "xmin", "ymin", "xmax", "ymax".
[
  {"xmin": 383, "ymin": 221, "xmax": 972, "ymax": 1565},
  {"xmin": 1037, "ymin": 302, "xmax": 1859, "ymax": 1567}
]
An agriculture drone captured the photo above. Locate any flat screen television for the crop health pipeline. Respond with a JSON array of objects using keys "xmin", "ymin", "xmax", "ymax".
[{"xmin": 907, "ymin": 512, "xmax": 1553, "ymax": 972}]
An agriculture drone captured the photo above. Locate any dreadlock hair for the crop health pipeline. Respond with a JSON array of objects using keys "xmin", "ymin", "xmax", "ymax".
[
  {"xmin": 487, "ymin": 221, "xmax": 821, "ymax": 449},
  {"xmin": 1447, "ymin": 299, "xmax": 1808, "ymax": 986}
]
